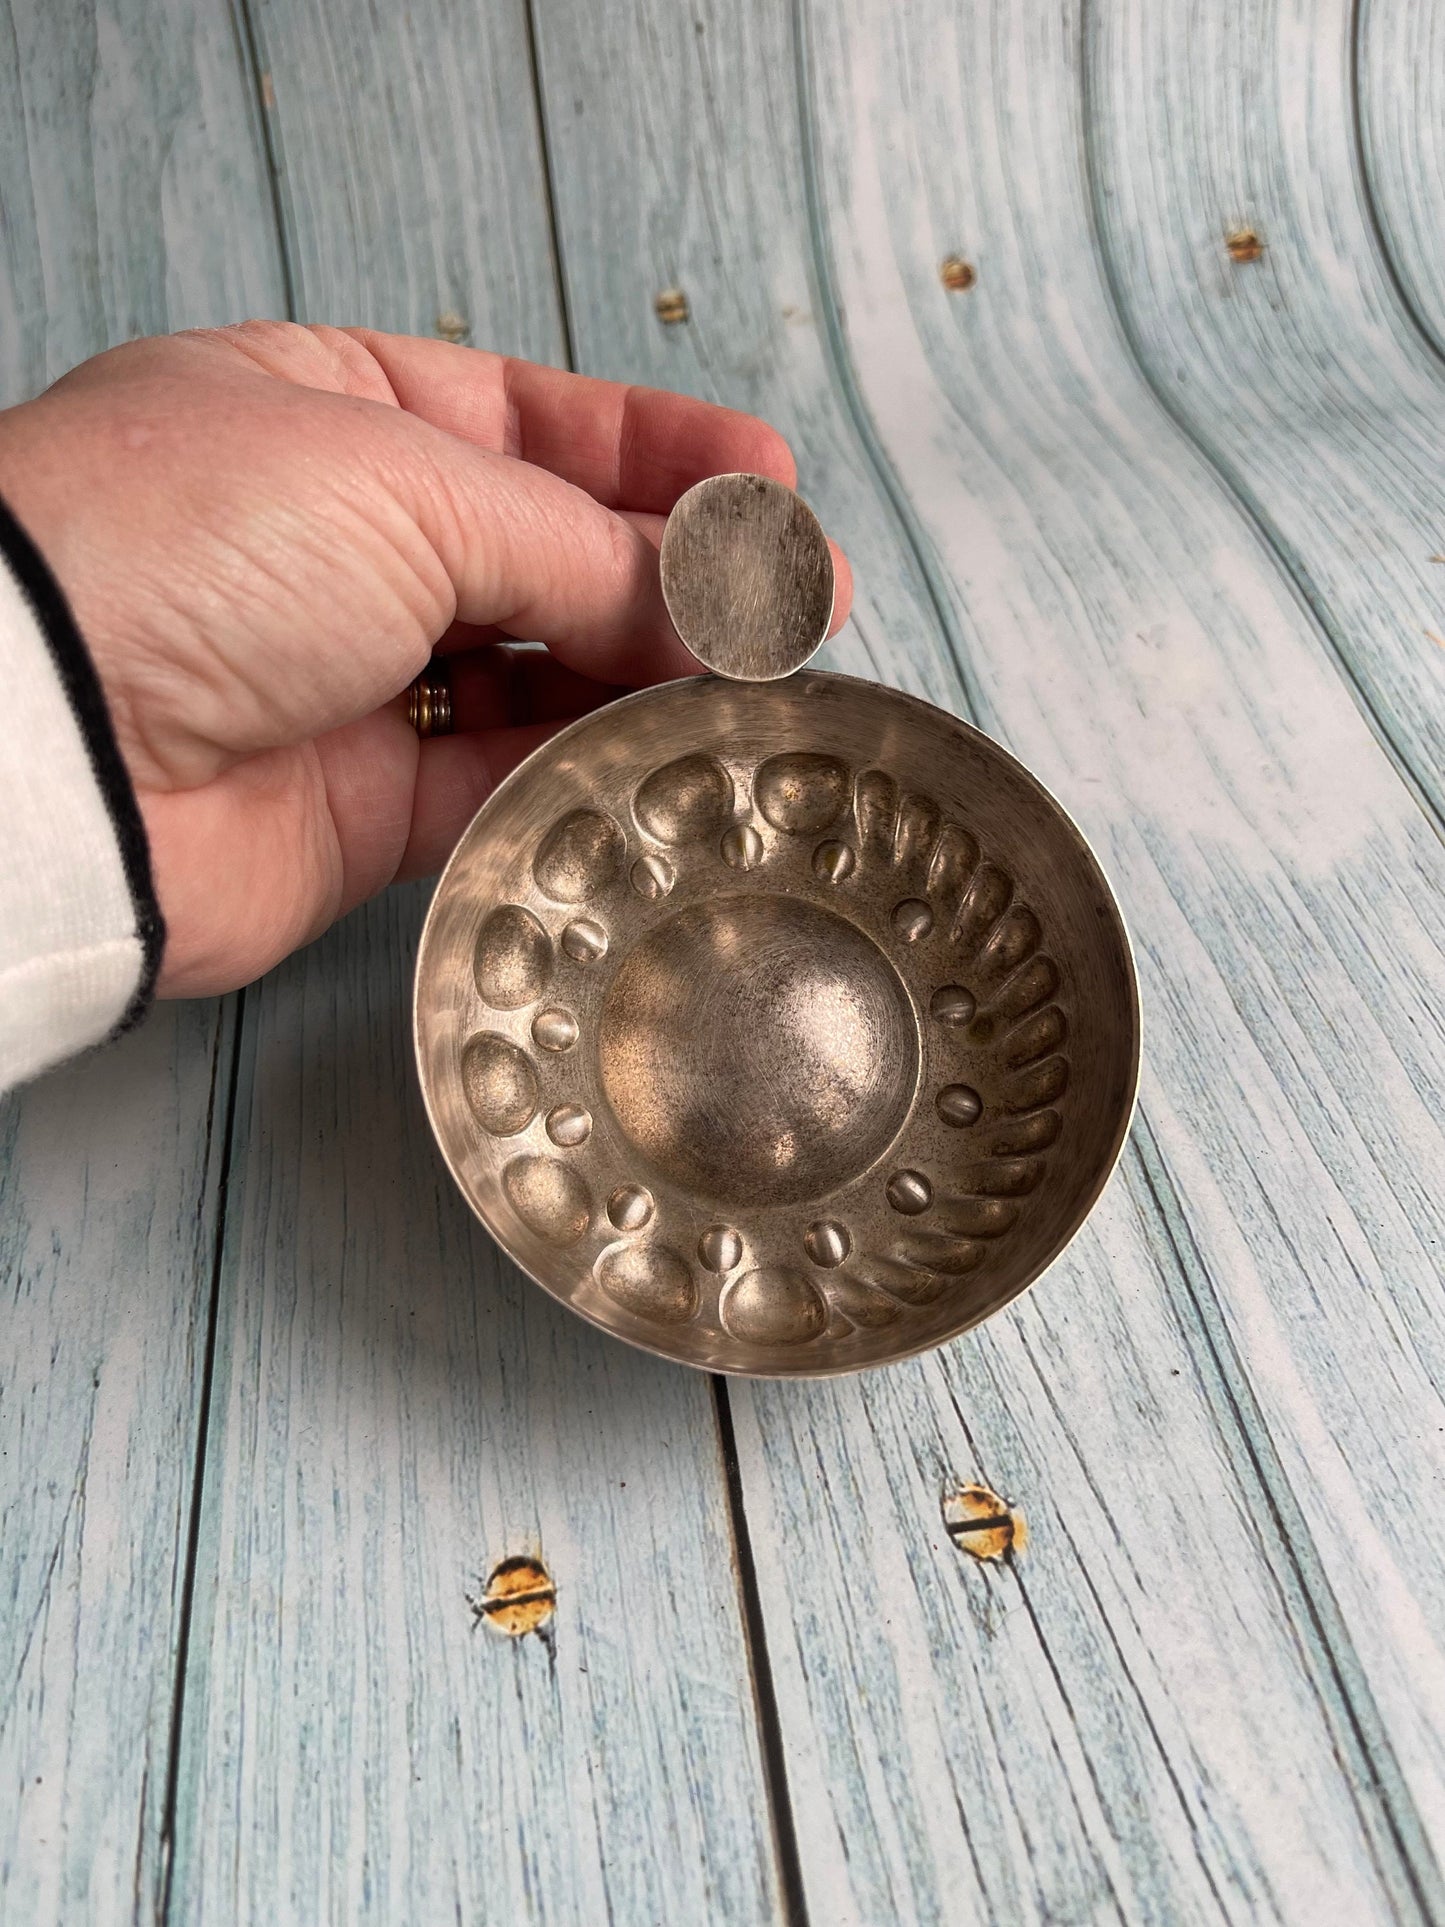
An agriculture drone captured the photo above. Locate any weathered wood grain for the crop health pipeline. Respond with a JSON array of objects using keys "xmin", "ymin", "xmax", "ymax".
[
  {"xmin": 806, "ymin": 0, "xmax": 1445, "ymax": 1910},
  {"xmin": 14, "ymin": 0, "xmax": 1445, "ymax": 1919},
  {"xmin": 0, "ymin": 0, "xmax": 281, "ymax": 399},
  {"xmin": 167, "ymin": 9, "xmax": 783, "ymax": 1915},
  {"xmin": 1083, "ymin": 0, "xmax": 1445, "ymax": 821},
  {"xmin": 0, "ymin": 5, "xmax": 280, "ymax": 1919},
  {"xmin": 1357, "ymin": 0, "xmax": 1445, "ymax": 357},
  {"xmin": 533, "ymin": 0, "xmax": 1445, "ymax": 1916},
  {"xmin": 242, "ymin": 0, "xmax": 562, "ymax": 349},
  {"xmin": 171, "ymin": 893, "xmax": 783, "ymax": 1923},
  {"xmin": 523, "ymin": 0, "xmax": 960, "ymax": 714},
  {"xmin": 0, "ymin": 1011, "xmax": 233, "ymax": 1923}
]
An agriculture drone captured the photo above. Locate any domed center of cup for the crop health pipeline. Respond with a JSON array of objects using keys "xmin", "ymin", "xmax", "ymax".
[{"xmin": 598, "ymin": 894, "xmax": 918, "ymax": 1207}]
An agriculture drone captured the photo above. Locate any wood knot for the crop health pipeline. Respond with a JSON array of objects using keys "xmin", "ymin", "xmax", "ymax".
[
  {"xmin": 654, "ymin": 287, "xmax": 690, "ymax": 325},
  {"xmin": 471, "ymin": 1555, "xmax": 556, "ymax": 1635},
  {"xmin": 435, "ymin": 311, "xmax": 471, "ymax": 343},
  {"xmin": 943, "ymin": 1481, "xmax": 1026, "ymax": 1561},
  {"xmin": 940, "ymin": 254, "xmax": 977, "ymax": 292},
  {"xmin": 1224, "ymin": 228, "xmax": 1264, "ymax": 264}
]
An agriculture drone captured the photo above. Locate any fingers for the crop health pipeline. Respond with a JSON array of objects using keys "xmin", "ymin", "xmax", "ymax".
[
  {"xmin": 316, "ymin": 651, "xmax": 618, "ymax": 913},
  {"xmin": 398, "ymin": 425, "xmax": 702, "ymax": 685},
  {"xmin": 827, "ymin": 540, "xmax": 854, "ymax": 633},
  {"xmin": 446, "ymin": 645, "xmax": 623, "ymax": 730},
  {"xmin": 397, "ymin": 723, "xmax": 572, "ymax": 880},
  {"xmin": 398, "ymin": 651, "xmax": 621, "ymax": 877},
  {"xmin": 599, "ymin": 510, "xmax": 854, "ymax": 641},
  {"xmin": 344, "ymin": 328, "xmax": 797, "ymax": 511},
  {"xmin": 324, "ymin": 331, "xmax": 856, "ymax": 640}
]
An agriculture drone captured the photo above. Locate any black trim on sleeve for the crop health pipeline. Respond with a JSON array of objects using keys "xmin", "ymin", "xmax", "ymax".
[{"xmin": 0, "ymin": 491, "xmax": 165, "ymax": 1031}]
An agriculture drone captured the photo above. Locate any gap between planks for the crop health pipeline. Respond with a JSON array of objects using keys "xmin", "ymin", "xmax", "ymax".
[{"xmin": 157, "ymin": 993, "xmax": 247, "ymax": 1920}]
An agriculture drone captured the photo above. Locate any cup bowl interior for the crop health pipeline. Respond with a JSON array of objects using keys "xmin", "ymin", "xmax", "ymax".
[{"xmin": 415, "ymin": 671, "xmax": 1139, "ymax": 1377}]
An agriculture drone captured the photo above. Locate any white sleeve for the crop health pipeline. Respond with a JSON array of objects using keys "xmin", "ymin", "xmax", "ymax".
[{"xmin": 0, "ymin": 496, "xmax": 163, "ymax": 1092}]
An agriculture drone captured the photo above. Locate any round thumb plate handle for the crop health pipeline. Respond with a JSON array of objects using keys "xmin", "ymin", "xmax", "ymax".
[{"xmin": 660, "ymin": 472, "xmax": 835, "ymax": 681}]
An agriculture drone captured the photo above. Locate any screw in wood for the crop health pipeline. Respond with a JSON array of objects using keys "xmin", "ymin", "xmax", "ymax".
[
  {"xmin": 942, "ymin": 1482, "xmax": 1026, "ymax": 1562},
  {"xmin": 469, "ymin": 1555, "xmax": 557, "ymax": 1636}
]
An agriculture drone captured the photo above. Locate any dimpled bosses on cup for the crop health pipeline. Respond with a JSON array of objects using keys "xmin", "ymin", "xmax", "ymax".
[{"xmin": 415, "ymin": 671, "xmax": 1138, "ymax": 1377}]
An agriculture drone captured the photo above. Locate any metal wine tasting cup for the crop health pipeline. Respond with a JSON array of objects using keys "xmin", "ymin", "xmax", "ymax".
[{"xmin": 415, "ymin": 473, "xmax": 1140, "ymax": 1376}]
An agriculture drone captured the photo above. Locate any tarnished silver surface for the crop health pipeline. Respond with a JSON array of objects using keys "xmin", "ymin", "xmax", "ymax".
[
  {"xmin": 415, "ymin": 671, "xmax": 1140, "ymax": 1377},
  {"xmin": 660, "ymin": 472, "xmax": 835, "ymax": 679}
]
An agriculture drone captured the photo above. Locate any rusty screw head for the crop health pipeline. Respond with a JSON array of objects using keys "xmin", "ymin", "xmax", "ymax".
[
  {"xmin": 471, "ymin": 1555, "xmax": 556, "ymax": 1635},
  {"xmin": 435, "ymin": 310, "xmax": 471, "ymax": 343},
  {"xmin": 1224, "ymin": 228, "xmax": 1265, "ymax": 264},
  {"xmin": 940, "ymin": 255, "xmax": 977, "ymax": 292},
  {"xmin": 943, "ymin": 1481, "xmax": 1026, "ymax": 1561},
  {"xmin": 654, "ymin": 287, "xmax": 690, "ymax": 325}
]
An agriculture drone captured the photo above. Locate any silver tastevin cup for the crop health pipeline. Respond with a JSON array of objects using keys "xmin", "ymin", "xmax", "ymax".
[{"xmin": 415, "ymin": 474, "xmax": 1139, "ymax": 1376}]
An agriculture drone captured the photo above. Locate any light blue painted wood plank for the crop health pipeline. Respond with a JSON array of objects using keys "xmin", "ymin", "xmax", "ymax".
[
  {"xmin": 1083, "ymin": 0, "xmax": 1445, "ymax": 824},
  {"xmin": 172, "ymin": 893, "xmax": 782, "ymax": 1924},
  {"xmin": 0, "ymin": 5, "xmax": 282, "ymax": 1919},
  {"xmin": 532, "ymin": 0, "xmax": 1445, "ymax": 1916},
  {"xmin": 799, "ymin": 0, "xmax": 1445, "ymax": 1910},
  {"xmin": 1357, "ymin": 0, "xmax": 1445, "ymax": 359},
  {"xmin": 245, "ymin": 0, "xmax": 563, "ymax": 352},
  {"xmin": 527, "ymin": 0, "xmax": 961, "ymax": 717},
  {"xmin": 0, "ymin": 0, "xmax": 282, "ymax": 399},
  {"xmin": 0, "ymin": 1011, "xmax": 232, "ymax": 1923},
  {"xmin": 168, "ymin": 7, "xmax": 782, "ymax": 1912}
]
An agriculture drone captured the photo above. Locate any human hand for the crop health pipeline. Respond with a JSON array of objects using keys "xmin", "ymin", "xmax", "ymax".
[{"xmin": 0, "ymin": 323, "xmax": 852, "ymax": 996}]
